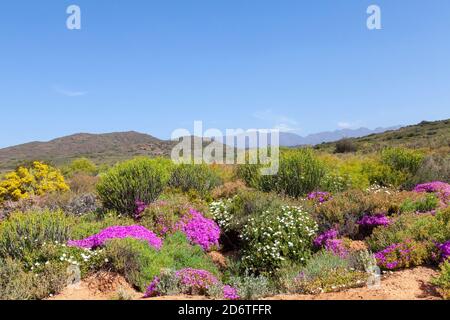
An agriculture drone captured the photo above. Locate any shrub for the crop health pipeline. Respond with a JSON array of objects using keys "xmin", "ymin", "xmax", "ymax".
[
  {"xmin": 211, "ymin": 180, "xmax": 249, "ymax": 200},
  {"xmin": 334, "ymin": 139, "xmax": 357, "ymax": 154},
  {"xmin": 0, "ymin": 257, "xmax": 67, "ymax": 300},
  {"xmin": 240, "ymin": 205, "xmax": 318, "ymax": 273},
  {"xmin": 70, "ymin": 212, "xmax": 135, "ymax": 240},
  {"xmin": 236, "ymin": 149, "xmax": 327, "ymax": 198},
  {"xmin": 67, "ymin": 225, "xmax": 163, "ymax": 250},
  {"xmin": 68, "ymin": 173, "xmax": 99, "ymax": 194},
  {"xmin": 96, "ymin": 157, "xmax": 173, "ymax": 216},
  {"xmin": 105, "ymin": 232, "xmax": 219, "ymax": 292},
  {"xmin": 62, "ymin": 158, "xmax": 98, "ymax": 178},
  {"xmin": 312, "ymin": 189, "xmax": 407, "ymax": 238},
  {"xmin": 0, "ymin": 210, "xmax": 71, "ymax": 261},
  {"xmin": 228, "ymin": 274, "xmax": 273, "ymax": 300},
  {"xmin": 374, "ymin": 240, "xmax": 429, "ymax": 270},
  {"xmin": 407, "ymin": 154, "xmax": 450, "ymax": 187},
  {"xmin": 399, "ymin": 193, "xmax": 439, "ymax": 213},
  {"xmin": 432, "ymin": 261, "xmax": 450, "ymax": 300},
  {"xmin": 381, "ymin": 147, "xmax": 424, "ymax": 176},
  {"xmin": 280, "ymin": 251, "xmax": 367, "ymax": 294},
  {"xmin": 169, "ymin": 164, "xmax": 222, "ymax": 198},
  {"xmin": 0, "ymin": 161, "xmax": 69, "ymax": 203},
  {"xmin": 140, "ymin": 193, "xmax": 209, "ymax": 237},
  {"xmin": 176, "ymin": 209, "xmax": 221, "ymax": 251},
  {"xmin": 367, "ymin": 212, "xmax": 450, "ymax": 253}
]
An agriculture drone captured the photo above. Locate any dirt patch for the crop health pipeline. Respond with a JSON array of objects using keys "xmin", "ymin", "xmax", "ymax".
[
  {"xmin": 50, "ymin": 266, "xmax": 441, "ymax": 300},
  {"xmin": 49, "ymin": 272, "xmax": 141, "ymax": 300},
  {"xmin": 266, "ymin": 266, "xmax": 441, "ymax": 300}
]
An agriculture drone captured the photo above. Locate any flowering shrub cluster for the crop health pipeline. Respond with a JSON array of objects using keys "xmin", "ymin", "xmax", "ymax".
[
  {"xmin": 222, "ymin": 285, "xmax": 240, "ymax": 300},
  {"xmin": 68, "ymin": 225, "xmax": 163, "ymax": 250},
  {"xmin": 313, "ymin": 229, "xmax": 348, "ymax": 258},
  {"xmin": 374, "ymin": 240, "xmax": 428, "ymax": 270},
  {"xmin": 413, "ymin": 181, "xmax": 450, "ymax": 204},
  {"xmin": 176, "ymin": 209, "xmax": 220, "ymax": 251},
  {"xmin": 241, "ymin": 206, "xmax": 318, "ymax": 272},
  {"xmin": 307, "ymin": 191, "xmax": 333, "ymax": 204},
  {"xmin": 357, "ymin": 213, "xmax": 390, "ymax": 228},
  {"xmin": 209, "ymin": 198, "xmax": 234, "ymax": 232},
  {"xmin": 436, "ymin": 241, "xmax": 450, "ymax": 262},
  {"xmin": 144, "ymin": 268, "xmax": 219, "ymax": 297},
  {"xmin": 0, "ymin": 161, "xmax": 69, "ymax": 203},
  {"xmin": 313, "ymin": 229, "xmax": 339, "ymax": 247}
]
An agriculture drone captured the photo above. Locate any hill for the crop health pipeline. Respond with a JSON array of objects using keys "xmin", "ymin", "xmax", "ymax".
[
  {"xmin": 0, "ymin": 131, "xmax": 177, "ymax": 171},
  {"xmin": 314, "ymin": 119, "xmax": 450, "ymax": 153}
]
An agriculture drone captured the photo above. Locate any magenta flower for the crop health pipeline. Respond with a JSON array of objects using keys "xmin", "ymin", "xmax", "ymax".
[
  {"xmin": 223, "ymin": 285, "xmax": 240, "ymax": 300},
  {"xmin": 324, "ymin": 239, "xmax": 349, "ymax": 258},
  {"xmin": 313, "ymin": 229, "xmax": 339, "ymax": 248},
  {"xmin": 144, "ymin": 277, "xmax": 160, "ymax": 298},
  {"xmin": 176, "ymin": 209, "xmax": 221, "ymax": 251},
  {"xmin": 357, "ymin": 213, "xmax": 391, "ymax": 228},
  {"xmin": 307, "ymin": 191, "xmax": 333, "ymax": 204},
  {"xmin": 67, "ymin": 225, "xmax": 163, "ymax": 250},
  {"xmin": 374, "ymin": 240, "xmax": 418, "ymax": 270},
  {"xmin": 436, "ymin": 241, "xmax": 450, "ymax": 262},
  {"xmin": 413, "ymin": 181, "xmax": 450, "ymax": 204}
]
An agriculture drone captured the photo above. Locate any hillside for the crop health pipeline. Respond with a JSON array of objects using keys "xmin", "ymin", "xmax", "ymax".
[
  {"xmin": 314, "ymin": 119, "xmax": 450, "ymax": 153},
  {"xmin": 0, "ymin": 131, "xmax": 177, "ymax": 171}
]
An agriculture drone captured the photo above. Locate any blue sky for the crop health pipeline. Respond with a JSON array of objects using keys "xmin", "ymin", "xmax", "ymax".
[{"xmin": 1, "ymin": 0, "xmax": 450, "ymax": 148}]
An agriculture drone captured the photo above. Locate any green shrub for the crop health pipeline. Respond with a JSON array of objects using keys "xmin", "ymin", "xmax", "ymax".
[
  {"xmin": 62, "ymin": 158, "xmax": 98, "ymax": 178},
  {"xmin": 169, "ymin": 164, "xmax": 222, "ymax": 198},
  {"xmin": 367, "ymin": 212, "xmax": 450, "ymax": 253},
  {"xmin": 406, "ymin": 154, "xmax": 450, "ymax": 187},
  {"xmin": 105, "ymin": 232, "xmax": 219, "ymax": 292},
  {"xmin": 399, "ymin": 194, "xmax": 439, "ymax": 213},
  {"xmin": 228, "ymin": 274, "xmax": 273, "ymax": 299},
  {"xmin": 334, "ymin": 139, "xmax": 357, "ymax": 154},
  {"xmin": 279, "ymin": 251, "xmax": 367, "ymax": 294},
  {"xmin": 96, "ymin": 157, "xmax": 173, "ymax": 216},
  {"xmin": 0, "ymin": 210, "xmax": 71, "ymax": 261},
  {"xmin": 432, "ymin": 261, "xmax": 450, "ymax": 300},
  {"xmin": 236, "ymin": 149, "xmax": 326, "ymax": 198},
  {"xmin": 0, "ymin": 257, "xmax": 68, "ymax": 300},
  {"xmin": 240, "ymin": 205, "xmax": 318, "ymax": 273}
]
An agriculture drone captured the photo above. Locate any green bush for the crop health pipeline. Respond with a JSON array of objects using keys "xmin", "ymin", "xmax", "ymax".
[
  {"xmin": 105, "ymin": 232, "xmax": 219, "ymax": 292},
  {"xmin": 96, "ymin": 157, "xmax": 173, "ymax": 216},
  {"xmin": 399, "ymin": 193, "xmax": 439, "ymax": 213},
  {"xmin": 240, "ymin": 205, "xmax": 318, "ymax": 273},
  {"xmin": 62, "ymin": 158, "xmax": 98, "ymax": 178},
  {"xmin": 0, "ymin": 210, "xmax": 71, "ymax": 261},
  {"xmin": 228, "ymin": 274, "xmax": 274, "ymax": 299},
  {"xmin": 432, "ymin": 261, "xmax": 450, "ymax": 300},
  {"xmin": 236, "ymin": 149, "xmax": 327, "ymax": 198},
  {"xmin": 279, "ymin": 251, "xmax": 367, "ymax": 294},
  {"xmin": 0, "ymin": 257, "xmax": 69, "ymax": 300},
  {"xmin": 169, "ymin": 164, "xmax": 222, "ymax": 198},
  {"xmin": 367, "ymin": 212, "xmax": 450, "ymax": 253}
]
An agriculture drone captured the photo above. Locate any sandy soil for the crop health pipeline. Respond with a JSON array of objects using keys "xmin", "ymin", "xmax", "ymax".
[
  {"xmin": 50, "ymin": 266, "xmax": 441, "ymax": 301},
  {"xmin": 266, "ymin": 266, "xmax": 441, "ymax": 300}
]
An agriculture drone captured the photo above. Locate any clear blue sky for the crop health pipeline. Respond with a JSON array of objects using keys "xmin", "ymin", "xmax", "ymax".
[{"xmin": 1, "ymin": 0, "xmax": 450, "ymax": 148}]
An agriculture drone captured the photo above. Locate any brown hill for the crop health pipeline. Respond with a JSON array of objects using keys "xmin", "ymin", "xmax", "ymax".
[{"xmin": 0, "ymin": 131, "xmax": 177, "ymax": 171}]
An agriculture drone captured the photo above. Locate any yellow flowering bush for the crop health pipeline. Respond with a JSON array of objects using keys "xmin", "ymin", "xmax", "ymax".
[{"xmin": 0, "ymin": 162, "xmax": 69, "ymax": 203}]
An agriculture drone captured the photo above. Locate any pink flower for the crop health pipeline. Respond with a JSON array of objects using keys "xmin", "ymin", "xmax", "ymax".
[{"xmin": 68, "ymin": 225, "xmax": 163, "ymax": 250}]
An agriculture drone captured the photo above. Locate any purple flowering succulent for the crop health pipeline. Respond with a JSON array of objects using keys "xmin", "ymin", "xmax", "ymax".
[
  {"xmin": 67, "ymin": 225, "xmax": 163, "ymax": 250},
  {"xmin": 176, "ymin": 209, "xmax": 221, "ymax": 251},
  {"xmin": 357, "ymin": 213, "xmax": 391, "ymax": 228},
  {"xmin": 324, "ymin": 238, "xmax": 349, "ymax": 258},
  {"xmin": 313, "ymin": 229, "xmax": 339, "ymax": 247},
  {"xmin": 307, "ymin": 191, "xmax": 333, "ymax": 204},
  {"xmin": 175, "ymin": 268, "xmax": 219, "ymax": 293},
  {"xmin": 144, "ymin": 276, "xmax": 160, "ymax": 298},
  {"xmin": 222, "ymin": 285, "xmax": 240, "ymax": 300},
  {"xmin": 374, "ymin": 240, "xmax": 418, "ymax": 270},
  {"xmin": 436, "ymin": 241, "xmax": 450, "ymax": 262},
  {"xmin": 134, "ymin": 199, "xmax": 148, "ymax": 218},
  {"xmin": 413, "ymin": 181, "xmax": 450, "ymax": 203}
]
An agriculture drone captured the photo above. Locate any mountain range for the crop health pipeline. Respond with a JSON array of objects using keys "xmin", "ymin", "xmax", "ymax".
[{"xmin": 0, "ymin": 123, "xmax": 425, "ymax": 172}]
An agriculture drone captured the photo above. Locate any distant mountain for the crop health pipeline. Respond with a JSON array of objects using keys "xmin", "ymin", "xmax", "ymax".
[
  {"xmin": 222, "ymin": 126, "xmax": 401, "ymax": 148},
  {"xmin": 0, "ymin": 131, "xmax": 177, "ymax": 171},
  {"xmin": 314, "ymin": 119, "xmax": 450, "ymax": 153}
]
